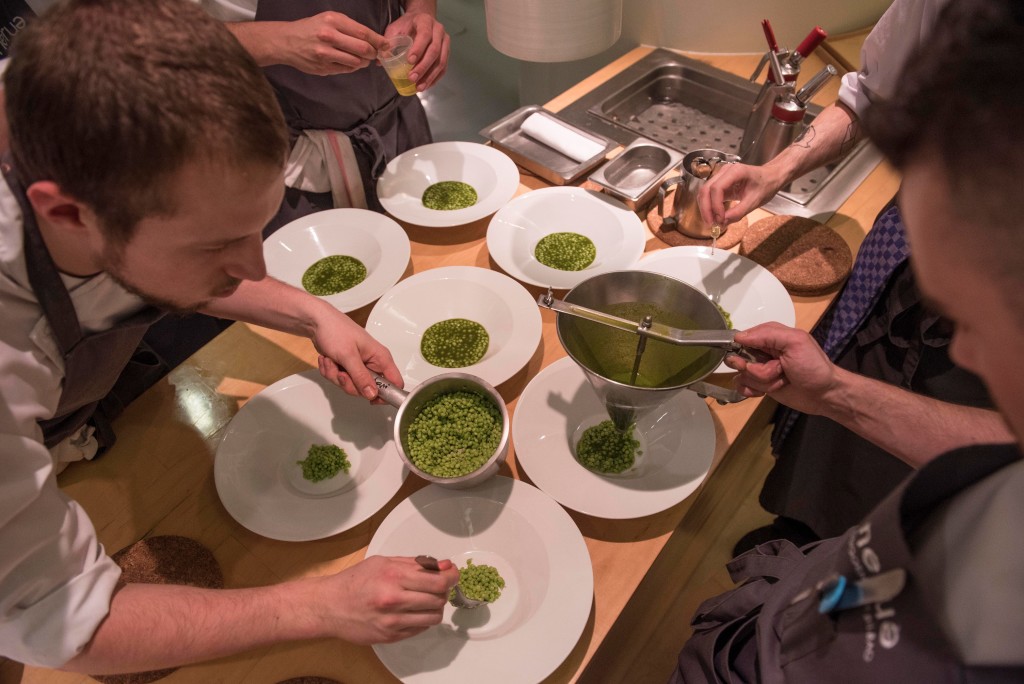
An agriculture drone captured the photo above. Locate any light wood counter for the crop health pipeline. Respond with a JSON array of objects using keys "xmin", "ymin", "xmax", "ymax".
[{"xmin": 13, "ymin": 35, "xmax": 898, "ymax": 684}]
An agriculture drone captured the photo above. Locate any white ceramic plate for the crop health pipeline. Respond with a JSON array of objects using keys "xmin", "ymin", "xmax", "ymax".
[
  {"xmin": 366, "ymin": 266, "xmax": 542, "ymax": 387},
  {"xmin": 486, "ymin": 186, "xmax": 647, "ymax": 289},
  {"xmin": 513, "ymin": 357, "xmax": 715, "ymax": 519},
  {"xmin": 377, "ymin": 141, "xmax": 520, "ymax": 227},
  {"xmin": 264, "ymin": 208, "xmax": 411, "ymax": 313},
  {"xmin": 214, "ymin": 371, "xmax": 407, "ymax": 542},
  {"xmin": 368, "ymin": 476, "xmax": 593, "ymax": 684},
  {"xmin": 637, "ymin": 246, "xmax": 796, "ymax": 372}
]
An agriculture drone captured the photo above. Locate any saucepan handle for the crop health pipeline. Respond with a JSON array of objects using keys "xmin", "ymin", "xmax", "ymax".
[{"xmin": 371, "ymin": 371, "xmax": 409, "ymax": 408}]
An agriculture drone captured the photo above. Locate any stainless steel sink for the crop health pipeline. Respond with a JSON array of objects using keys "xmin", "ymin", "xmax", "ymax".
[{"xmin": 557, "ymin": 49, "xmax": 882, "ymax": 221}]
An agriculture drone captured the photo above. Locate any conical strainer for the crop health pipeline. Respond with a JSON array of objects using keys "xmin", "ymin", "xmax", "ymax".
[{"xmin": 551, "ymin": 270, "xmax": 747, "ymax": 430}]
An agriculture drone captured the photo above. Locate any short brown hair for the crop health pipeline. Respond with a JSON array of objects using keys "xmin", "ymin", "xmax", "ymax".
[{"xmin": 4, "ymin": 0, "xmax": 288, "ymax": 243}]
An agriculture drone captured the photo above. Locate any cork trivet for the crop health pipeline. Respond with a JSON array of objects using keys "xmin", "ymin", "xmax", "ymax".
[
  {"xmin": 740, "ymin": 215, "xmax": 853, "ymax": 296},
  {"xmin": 278, "ymin": 678, "xmax": 342, "ymax": 684},
  {"xmin": 91, "ymin": 536, "xmax": 223, "ymax": 684},
  {"xmin": 646, "ymin": 187, "xmax": 747, "ymax": 248}
]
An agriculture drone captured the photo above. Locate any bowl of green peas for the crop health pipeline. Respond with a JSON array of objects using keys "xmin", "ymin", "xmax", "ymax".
[{"xmin": 372, "ymin": 371, "xmax": 510, "ymax": 489}]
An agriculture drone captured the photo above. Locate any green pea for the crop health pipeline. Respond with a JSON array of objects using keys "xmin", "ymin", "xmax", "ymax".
[
  {"xmin": 714, "ymin": 302, "xmax": 733, "ymax": 329},
  {"xmin": 575, "ymin": 420, "xmax": 640, "ymax": 474},
  {"xmin": 450, "ymin": 559, "xmax": 505, "ymax": 605},
  {"xmin": 534, "ymin": 232, "xmax": 596, "ymax": 271},
  {"xmin": 406, "ymin": 391, "xmax": 503, "ymax": 478},
  {"xmin": 420, "ymin": 318, "xmax": 489, "ymax": 368},
  {"xmin": 301, "ymin": 255, "xmax": 367, "ymax": 296},
  {"xmin": 296, "ymin": 444, "xmax": 351, "ymax": 482},
  {"xmin": 422, "ymin": 181, "xmax": 478, "ymax": 210}
]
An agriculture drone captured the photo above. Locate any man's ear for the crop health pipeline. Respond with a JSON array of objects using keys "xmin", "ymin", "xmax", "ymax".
[{"xmin": 25, "ymin": 181, "xmax": 96, "ymax": 233}]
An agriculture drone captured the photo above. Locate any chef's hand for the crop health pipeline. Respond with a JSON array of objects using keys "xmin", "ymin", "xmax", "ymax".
[
  {"xmin": 384, "ymin": 9, "xmax": 450, "ymax": 91},
  {"xmin": 316, "ymin": 556, "xmax": 459, "ymax": 644},
  {"xmin": 697, "ymin": 162, "xmax": 788, "ymax": 228},
  {"xmin": 725, "ymin": 322, "xmax": 839, "ymax": 415},
  {"xmin": 312, "ymin": 311, "xmax": 403, "ymax": 402},
  {"xmin": 274, "ymin": 11, "xmax": 387, "ymax": 76}
]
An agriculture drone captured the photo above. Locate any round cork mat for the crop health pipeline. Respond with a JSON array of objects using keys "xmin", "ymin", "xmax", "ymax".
[
  {"xmin": 277, "ymin": 678, "xmax": 342, "ymax": 684},
  {"xmin": 740, "ymin": 215, "xmax": 853, "ymax": 296},
  {"xmin": 91, "ymin": 536, "xmax": 223, "ymax": 684},
  {"xmin": 645, "ymin": 187, "xmax": 747, "ymax": 249}
]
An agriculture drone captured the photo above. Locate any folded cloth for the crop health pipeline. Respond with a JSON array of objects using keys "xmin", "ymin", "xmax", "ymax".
[
  {"xmin": 521, "ymin": 112, "xmax": 605, "ymax": 163},
  {"xmin": 284, "ymin": 129, "xmax": 368, "ymax": 209}
]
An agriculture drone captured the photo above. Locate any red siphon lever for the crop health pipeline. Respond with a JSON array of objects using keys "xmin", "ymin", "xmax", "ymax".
[
  {"xmin": 762, "ymin": 19, "xmax": 779, "ymax": 53},
  {"xmin": 795, "ymin": 26, "xmax": 828, "ymax": 59}
]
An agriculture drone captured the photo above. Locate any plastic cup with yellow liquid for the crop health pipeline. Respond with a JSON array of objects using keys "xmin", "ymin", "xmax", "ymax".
[{"xmin": 379, "ymin": 35, "xmax": 417, "ymax": 96}]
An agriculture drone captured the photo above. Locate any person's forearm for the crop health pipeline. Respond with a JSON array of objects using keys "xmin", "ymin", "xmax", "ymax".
[
  {"xmin": 63, "ymin": 580, "xmax": 325, "ymax": 674},
  {"xmin": 759, "ymin": 101, "xmax": 862, "ymax": 190},
  {"xmin": 223, "ymin": 21, "xmax": 294, "ymax": 67},
  {"xmin": 820, "ymin": 367, "xmax": 1015, "ymax": 468},
  {"xmin": 201, "ymin": 277, "xmax": 334, "ymax": 339},
  {"xmin": 402, "ymin": 0, "xmax": 436, "ymax": 15}
]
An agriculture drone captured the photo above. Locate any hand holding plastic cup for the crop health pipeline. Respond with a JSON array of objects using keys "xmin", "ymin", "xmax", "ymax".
[{"xmin": 379, "ymin": 35, "xmax": 417, "ymax": 96}]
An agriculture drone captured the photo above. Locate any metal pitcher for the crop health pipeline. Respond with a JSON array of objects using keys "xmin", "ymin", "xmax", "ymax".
[{"xmin": 653, "ymin": 149, "xmax": 739, "ymax": 238}]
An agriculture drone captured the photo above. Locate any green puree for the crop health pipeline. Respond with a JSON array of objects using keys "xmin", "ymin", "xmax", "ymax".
[
  {"xmin": 575, "ymin": 420, "xmax": 641, "ymax": 474},
  {"xmin": 422, "ymin": 181, "xmax": 478, "ymax": 210},
  {"xmin": 406, "ymin": 390, "xmax": 503, "ymax": 478},
  {"xmin": 451, "ymin": 559, "xmax": 505, "ymax": 605},
  {"xmin": 297, "ymin": 444, "xmax": 352, "ymax": 482},
  {"xmin": 535, "ymin": 232, "xmax": 596, "ymax": 271},
  {"xmin": 421, "ymin": 318, "xmax": 489, "ymax": 368},
  {"xmin": 301, "ymin": 255, "xmax": 367, "ymax": 296}
]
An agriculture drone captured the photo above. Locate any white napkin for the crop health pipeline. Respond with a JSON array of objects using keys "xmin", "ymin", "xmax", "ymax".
[{"xmin": 521, "ymin": 112, "xmax": 606, "ymax": 163}]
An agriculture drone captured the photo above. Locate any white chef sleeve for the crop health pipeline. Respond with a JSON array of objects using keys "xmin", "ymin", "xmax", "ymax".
[
  {"xmin": 0, "ymin": 432, "xmax": 122, "ymax": 668},
  {"xmin": 838, "ymin": 0, "xmax": 949, "ymax": 118}
]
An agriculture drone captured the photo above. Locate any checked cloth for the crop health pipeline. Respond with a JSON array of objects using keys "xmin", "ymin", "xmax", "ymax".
[{"xmin": 771, "ymin": 202, "xmax": 910, "ymax": 452}]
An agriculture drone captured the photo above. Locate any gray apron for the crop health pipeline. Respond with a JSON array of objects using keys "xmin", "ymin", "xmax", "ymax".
[
  {"xmin": 763, "ymin": 198, "xmax": 993, "ymax": 539},
  {"xmin": 673, "ymin": 443, "xmax": 1024, "ymax": 684},
  {"xmin": 0, "ymin": 0, "xmax": 35, "ymax": 58},
  {"xmin": 2, "ymin": 162, "xmax": 166, "ymax": 450},
  {"xmin": 256, "ymin": 0, "xmax": 433, "ymax": 230}
]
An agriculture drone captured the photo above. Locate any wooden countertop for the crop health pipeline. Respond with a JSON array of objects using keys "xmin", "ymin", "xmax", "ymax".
[{"xmin": 19, "ymin": 35, "xmax": 898, "ymax": 684}]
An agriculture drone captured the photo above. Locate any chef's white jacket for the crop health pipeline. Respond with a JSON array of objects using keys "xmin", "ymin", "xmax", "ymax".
[{"xmin": 0, "ymin": 175, "xmax": 147, "ymax": 666}]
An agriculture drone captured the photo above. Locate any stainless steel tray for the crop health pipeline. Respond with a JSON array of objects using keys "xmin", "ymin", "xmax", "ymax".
[
  {"xmin": 589, "ymin": 138, "xmax": 683, "ymax": 210},
  {"xmin": 479, "ymin": 105, "xmax": 618, "ymax": 186}
]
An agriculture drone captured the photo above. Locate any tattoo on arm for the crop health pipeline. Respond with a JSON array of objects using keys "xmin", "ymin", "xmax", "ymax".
[
  {"xmin": 839, "ymin": 119, "xmax": 861, "ymax": 157},
  {"xmin": 793, "ymin": 124, "xmax": 816, "ymax": 148}
]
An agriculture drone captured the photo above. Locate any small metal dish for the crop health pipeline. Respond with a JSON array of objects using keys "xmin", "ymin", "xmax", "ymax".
[
  {"xmin": 588, "ymin": 138, "xmax": 684, "ymax": 211},
  {"xmin": 479, "ymin": 105, "xmax": 617, "ymax": 186}
]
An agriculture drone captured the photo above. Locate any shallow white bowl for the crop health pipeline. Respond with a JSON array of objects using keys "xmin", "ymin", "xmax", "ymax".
[
  {"xmin": 369, "ymin": 476, "xmax": 593, "ymax": 683},
  {"xmin": 513, "ymin": 357, "xmax": 715, "ymax": 519},
  {"xmin": 366, "ymin": 266, "xmax": 542, "ymax": 387},
  {"xmin": 214, "ymin": 371, "xmax": 407, "ymax": 542},
  {"xmin": 376, "ymin": 141, "xmax": 520, "ymax": 227},
  {"xmin": 638, "ymin": 246, "xmax": 796, "ymax": 372},
  {"xmin": 486, "ymin": 186, "xmax": 646, "ymax": 289},
  {"xmin": 264, "ymin": 208, "xmax": 410, "ymax": 313}
]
